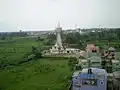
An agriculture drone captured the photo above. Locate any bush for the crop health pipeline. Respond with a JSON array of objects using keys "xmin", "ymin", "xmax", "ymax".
[
  {"xmin": 32, "ymin": 46, "xmax": 42, "ymax": 59},
  {"xmin": 32, "ymin": 64, "xmax": 56, "ymax": 74}
]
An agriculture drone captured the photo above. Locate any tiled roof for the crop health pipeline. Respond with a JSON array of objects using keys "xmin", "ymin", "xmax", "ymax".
[{"xmin": 86, "ymin": 44, "xmax": 97, "ymax": 50}]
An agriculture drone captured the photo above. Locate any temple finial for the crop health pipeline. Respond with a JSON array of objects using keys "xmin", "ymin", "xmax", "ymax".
[
  {"xmin": 58, "ymin": 22, "xmax": 60, "ymax": 28},
  {"xmin": 75, "ymin": 24, "xmax": 77, "ymax": 28}
]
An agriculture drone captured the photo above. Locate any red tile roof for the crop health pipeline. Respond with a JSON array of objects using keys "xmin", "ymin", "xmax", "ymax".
[{"xmin": 86, "ymin": 44, "xmax": 98, "ymax": 51}]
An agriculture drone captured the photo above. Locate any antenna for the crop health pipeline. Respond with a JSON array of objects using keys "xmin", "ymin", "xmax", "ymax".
[
  {"xmin": 88, "ymin": 59, "xmax": 92, "ymax": 74},
  {"xmin": 87, "ymin": 53, "xmax": 92, "ymax": 74},
  {"xmin": 88, "ymin": 58, "xmax": 91, "ymax": 68},
  {"xmin": 86, "ymin": 51, "xmax": 91, "ymax": 68}
]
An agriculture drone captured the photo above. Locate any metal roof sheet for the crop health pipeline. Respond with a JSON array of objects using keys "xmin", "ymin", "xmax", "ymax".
[
  {"xmin": 72, "ymin": 70, "xmax": 81, "ymax": 77},
  {"xmin": 81, "ymin": 68, "xmax": 107, "ymax": 76},
  {"xmin": 113, "ymin": 71, "xmax": 120, "ymax": 79}
]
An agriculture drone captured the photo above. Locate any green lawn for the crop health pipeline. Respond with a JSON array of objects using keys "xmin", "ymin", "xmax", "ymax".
[
  {"xmin": 0, "ymin": 37, "xmax": 40, "ymax": 64},
  {"xmin": 0, "ymin": 37, "xmax": 72, "ymax": 90},
  {"xmin": 0, "ymin": 58, "xmax": 72, "ymax": 90}
]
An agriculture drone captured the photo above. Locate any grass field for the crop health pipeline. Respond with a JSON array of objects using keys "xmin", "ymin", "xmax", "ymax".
[
  {"xmin": 0, "ymin": 37, "xmax": 72, "ymax": 90},
  {"xmin": 0, "ymin": 37, "xmax": 42, "ymax": 64},
  {"xmin": 0, "ymin": 58, "xmax": 72, "ymax": 90}
]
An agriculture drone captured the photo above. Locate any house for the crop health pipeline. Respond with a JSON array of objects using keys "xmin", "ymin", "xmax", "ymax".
[
  {"xmin": 113, "ymin": 71, "xmax": 120, "ymax": 90},
  {"xmin": 72, "ymin": 68, "xmax": 107, "ymax": 90},
  {"xmin": 112, "ymin": 60, "xmax": 120, "ymax": 72},
  {"xmin": 88, "ymin": 56, "xmax": 102, "ymax": 68},
  {"xmin": 86, "ymin": 44, "xmax": 99, "ymax": 53}
]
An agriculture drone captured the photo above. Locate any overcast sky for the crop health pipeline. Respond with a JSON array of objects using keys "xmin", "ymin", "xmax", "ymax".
[{"xmin": 0, "ymin": 0, "xmax": 120, "ymax": 32}]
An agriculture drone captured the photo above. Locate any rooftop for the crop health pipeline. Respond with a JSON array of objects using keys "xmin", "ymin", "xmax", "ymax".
[
  {"xmin": 86, "ymin": 44, "xmax": 97, "ymax": 51},
  {"xmin": 72, "ymin": 70, "xmax": 81, "ymax": 77},
  {"xmin": 108, "ymin": 47, "xmax": 116, "ymax": 51},
  {"xmin": 88, "ymin": 56, "xmax": 102, "ymax": 62},
  {"xmin": 87, "ymin": 52, "xmax": 100, "ymax": 58},
  {"xmin": 112, "ymin": 60, "xmax": 120, "ymax": 63},
  {"xmin": 113, "ymin": 71, "xmax": 120, "ymax": 80},
  {"xmin": 82, "ymin": 68, "xmax": 107, "ymax": 76}
]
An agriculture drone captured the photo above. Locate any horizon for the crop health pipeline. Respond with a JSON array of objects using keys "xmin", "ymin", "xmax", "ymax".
[{"xmin": 0, "ymin": 27, "xmax": 120, "ymax": 33}]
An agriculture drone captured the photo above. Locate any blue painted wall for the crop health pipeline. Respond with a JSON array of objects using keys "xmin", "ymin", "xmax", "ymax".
[{"xmin": 72, "ymin": 70, "xmax": 107, "ymax": 90}]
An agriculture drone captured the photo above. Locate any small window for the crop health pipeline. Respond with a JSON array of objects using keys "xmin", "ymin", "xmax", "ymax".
[
  {"xmin": 82, "ymin": 79, "xmax": 97, "ymax": 86},
  {"xmin": 67, "ymin": 51, "xmax": 70, "ymax": 53}
]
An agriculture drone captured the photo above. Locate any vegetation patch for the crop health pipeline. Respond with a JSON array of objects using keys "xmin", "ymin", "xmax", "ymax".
[{"xmin": 0, "ymin": 58, "xmax": 72, "ymax": 90}]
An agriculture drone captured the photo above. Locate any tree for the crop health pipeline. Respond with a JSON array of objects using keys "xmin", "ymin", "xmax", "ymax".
[
  {"xmin": 34, "ymin": 49, "xmax": 42, "ymax": 58},
  {"xmin": 31, "ymin": 46, "xmax": 42, "ymax": 59},
  {"xmin": 32, "ymin": 46, "xmax": 37, "ymax": 53},
  {"xmin": 43, "ymin": 39, "xmax": 53, "ymax": 45},
  {"xmin": 47, "ymin": 34, "xmax": 56, "ymax": 40},
  {"xmin": 36, "ymin": 36, "xmax": 44, "ymax": 42},
  {"xmin": 76, "ymin": 40, "xmax": 85, "ymax": 49},
  {"xmin": 0, "ymin": 36, "xmax": 6, "ymax": 40}
]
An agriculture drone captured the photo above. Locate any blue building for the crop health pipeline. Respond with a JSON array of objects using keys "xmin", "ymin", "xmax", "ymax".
[{"xmin": 72, "ymin": 68, "xmax": 107, "ymax": 90}]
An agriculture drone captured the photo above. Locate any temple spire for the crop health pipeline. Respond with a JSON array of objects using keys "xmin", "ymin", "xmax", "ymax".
[
  {"xmin": 75, "ymin": 24, "xmax": 77, "ymax": 28},
  {"xmin": 55, "ymin": 22, "xmax": 63, "ymax": 48},
  {"xmin": 57, "ymin": 22, "xmax": 60, "ymax": 28}
]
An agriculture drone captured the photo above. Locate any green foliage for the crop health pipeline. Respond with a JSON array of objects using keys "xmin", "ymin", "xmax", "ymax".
[
  {"xmin": 0, "ymin": 37, "xmax": 40, "ymax": 66},
  {"xmin": 43, "ymin": 39, "xmax": 54, "ymax": 45},
  {"xmin": 0, "ymin": 36, "xmax": 6, "ymax": 40},
  {"xmin": 36, "ymin": 36, "xmax": 44, "ymax": 42},
  {"xmin": 76, "ymin": 40, "xmax": 85, "ymax": 50},
  {"xmin": 0, "ymin": 58, "xmax": 72, "ymax": 90},
  {"xmin": 68, "ymin": 58, "xmax": 78, "ymax": 71},
  {"xmin": 0, "ymin": 36, "xmax": 74, "ymax": 90},
  {"xmin": 31, "ymin": 46, "xmax": 42, "ymax": 59},
  {"xmin": 33, "ymin": 64, "xmax": 56, "ymax": 74},
  {"xmin": 65, "ymin": 32, "xmax": 80, "ymax": 44},
  {"xmin": 47, "ymin": 34, "xmax": 56, "ymax": 40},
  {"xmin": 1, "ymin": 29, "xmax": 120, "ymax": 90},
  {"xmin": 79, "ymin": 56, "xmax": 85, "ymax": 59}
]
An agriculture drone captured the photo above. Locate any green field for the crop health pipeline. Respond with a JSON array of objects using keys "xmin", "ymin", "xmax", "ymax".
[
  {"xmin": 0, "ymin": 37, "xmax": 72, "ymax": 90},
  {"xmin": 0, "ymin": 37, "xmax": 45, "ymax": 65},
  {"xmin": 0, "ymin": 58, "xmax": 71, "ymax": 90}
]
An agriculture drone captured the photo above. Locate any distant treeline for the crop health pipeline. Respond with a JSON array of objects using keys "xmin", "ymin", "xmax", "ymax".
[
  {"xmin": 0, "ymin": 32, "xmax": 28, "ymax": 40},
  {"xmin": 64, "ymin": 28, "xmax": 120, "ymax": 43},
  {"xmin": 47, "ymin": 28, "xmax": 120, "ymax": 50}
]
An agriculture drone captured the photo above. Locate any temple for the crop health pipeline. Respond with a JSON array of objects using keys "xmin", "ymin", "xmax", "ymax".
[
  {"xmin": 50, "ymin": 22, "xmax": 80, "ymax": 54},
  {"xmin": 50, "ymin": 22, "xmax": 64, "ymax": 53}
]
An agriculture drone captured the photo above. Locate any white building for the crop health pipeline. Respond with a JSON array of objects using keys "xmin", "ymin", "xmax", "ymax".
[{"xmin": 50, "ymin": 22, "xmax": 80, "ymax": 54}]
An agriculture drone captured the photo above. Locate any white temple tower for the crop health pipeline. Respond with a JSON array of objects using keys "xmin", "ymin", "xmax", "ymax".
[
  {"xmin": 55, "ymin": 22, "xmax": 63, "ymax": 49},
  {"xmin": 50, "ymin": 22, "xmax": 64, "ymax": 54},
  {"xmin": 50, "ymin": 22, "xmax": 80, "ymax": 54}
]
